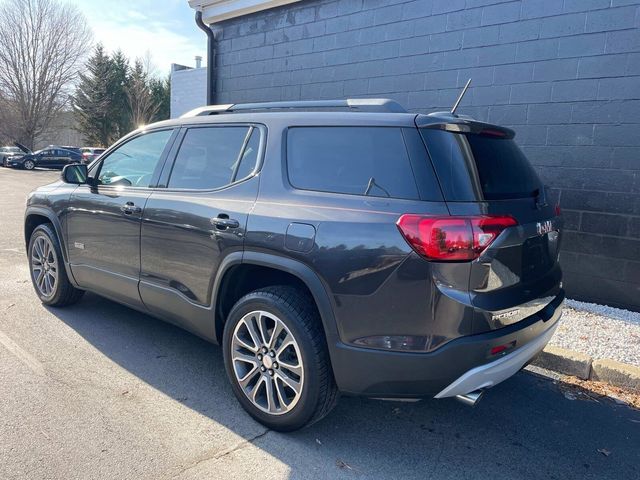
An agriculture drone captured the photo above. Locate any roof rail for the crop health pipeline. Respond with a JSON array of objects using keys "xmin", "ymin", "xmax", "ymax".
[
  {"xmin": 180, "ymin": 104, "xmax": 234, "ymax": 117},
  {"xmin": 180, "ymin": 98, "xmax": 406, "ymax": 118}
]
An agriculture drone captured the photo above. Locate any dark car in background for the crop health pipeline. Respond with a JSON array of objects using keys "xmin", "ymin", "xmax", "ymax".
[
  {"xmin": 61, "ymin": 146, "xmax": 82, "ymax": 155},
  {"xmin": 0, "ymin": 146, "xmax": 24, "ymax": 167},
  {"xmin": 23, "ymin": 99, "xmax": 563, "ymax": 431},
  {"xmin": 79, "ymin": 147, "xmax": 106, "ymax": 164},
  {"xmin": 7, "ymin": 146, "xmax": 82, "ymax": 170}
]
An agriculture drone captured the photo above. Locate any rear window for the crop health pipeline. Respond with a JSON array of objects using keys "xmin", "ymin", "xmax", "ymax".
[
  {"xmin": 420, "ymin": 129, "xmax": 542, "ymax": 201},
  {"xmin": 287, "ymin": 127, "xmax": 419, "ymax": 200}
]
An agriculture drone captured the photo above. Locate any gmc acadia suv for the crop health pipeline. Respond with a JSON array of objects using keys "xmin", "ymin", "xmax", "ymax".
[{"xmin": 24, "ymin": 99, "xmax": 564, "ymax": 431}]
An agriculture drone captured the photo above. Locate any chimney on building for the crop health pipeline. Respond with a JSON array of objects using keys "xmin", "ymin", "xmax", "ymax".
[{"xmin": 195, "ymin": 55, "xmax": 203, "ymax": 69}]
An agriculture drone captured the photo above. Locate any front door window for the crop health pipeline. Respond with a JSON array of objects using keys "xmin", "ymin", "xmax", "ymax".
[{"xmin": 97, "ymin": 129, "xmax": 174, "ymax": 188}]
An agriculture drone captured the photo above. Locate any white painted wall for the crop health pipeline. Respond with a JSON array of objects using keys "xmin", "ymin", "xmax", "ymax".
[{"xmin": 170, "ymin": 67, "xmax": 207, "ymax": 118}]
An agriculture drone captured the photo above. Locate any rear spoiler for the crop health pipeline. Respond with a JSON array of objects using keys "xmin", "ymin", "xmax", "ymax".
[{"xmin": 415, "ymin": 113, "xmax": 515, "ymax": 139}]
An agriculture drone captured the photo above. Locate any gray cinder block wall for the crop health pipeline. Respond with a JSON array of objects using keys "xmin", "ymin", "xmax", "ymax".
[{"xmin": 198, "ymin": 0, "xmax": 640, "ymax": 310}]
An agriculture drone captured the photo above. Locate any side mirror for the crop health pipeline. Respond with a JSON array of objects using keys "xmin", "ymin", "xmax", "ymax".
[{"xmin": 61, "ymin": 163, "xmax": 89, "ymax": 184}]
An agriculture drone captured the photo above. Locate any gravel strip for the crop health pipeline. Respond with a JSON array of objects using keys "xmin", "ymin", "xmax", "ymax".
[{"xmin": 549, "ymin": 299, "xmax": 640, "ymax": 368}]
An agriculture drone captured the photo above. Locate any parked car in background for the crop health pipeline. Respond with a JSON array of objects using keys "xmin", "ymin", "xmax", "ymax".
[
  {"xmin": 80, "ymin": 147, "xmax": 106, "ymax": 164},
  {"xmin": 61, "ymin": 146, "xmax": 82, "ymax": 155},
  {"xmin": 0, "ymin": 146, "xmax": 24, "ymax": 167},
  {"xmin": 6, "ymin": 145, "xmax": 82, "ymax": 170}
]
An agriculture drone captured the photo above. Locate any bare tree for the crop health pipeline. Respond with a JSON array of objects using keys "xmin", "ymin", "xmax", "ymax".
[
  {"xmin": 0, "ymin": 0, "xmax": 92, "ymax": 149},
  {"xmin": 126, "ymin": 53, "xmax": 160, "ymax": 128}
]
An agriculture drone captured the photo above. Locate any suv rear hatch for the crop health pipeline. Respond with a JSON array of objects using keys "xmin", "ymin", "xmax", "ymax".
[{"xmin": 415, "ymin": 114, "xmax": 562, "ymax": 334}]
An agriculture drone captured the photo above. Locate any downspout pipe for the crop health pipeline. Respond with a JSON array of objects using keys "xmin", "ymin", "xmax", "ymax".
[{"xmin": 195, "ymin": 10, "xmax": 215, "ymax": 105}]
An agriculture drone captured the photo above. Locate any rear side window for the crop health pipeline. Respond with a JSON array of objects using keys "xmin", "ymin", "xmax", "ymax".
[
  {"xmin": 168, "ymin": 126, "xmax": 258, "ymax": 190},
  {"xmin": 420, "ymin": 129, "xmax": 542, "ymax": 201},
  {"xmin": 287, "ymin": 127, "xmax": 419, "ymax": 200}
]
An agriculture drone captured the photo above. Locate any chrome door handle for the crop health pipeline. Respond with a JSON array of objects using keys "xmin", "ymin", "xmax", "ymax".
[
  {"xmin": 211, "ymin": 216, "xmax": 240, "ymax": 229},
  {"xmin": 120, "ymin": 202, "xmax": 142, "ymax": 214}
]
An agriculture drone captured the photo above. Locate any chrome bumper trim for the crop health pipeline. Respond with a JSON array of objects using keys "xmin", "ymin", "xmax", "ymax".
[{"xmin": 435, "ymin": 319, "xmax": 560, "ymax": 399}]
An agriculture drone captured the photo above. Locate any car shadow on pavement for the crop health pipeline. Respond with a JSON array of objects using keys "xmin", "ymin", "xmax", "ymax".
[{"xmin": 50, "ymin": 292, "xmax": 640, "ymax": 480}]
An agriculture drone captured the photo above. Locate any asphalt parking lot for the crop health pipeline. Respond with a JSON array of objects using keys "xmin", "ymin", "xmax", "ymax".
[{"xmin": 1, "ymin": 166, "xmax": 639, "ymax": 480}]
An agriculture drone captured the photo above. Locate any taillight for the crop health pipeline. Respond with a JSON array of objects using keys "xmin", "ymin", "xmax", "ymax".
[
  {"xmin": 396, "ymin": 215, "xmax": 517, "ymax": 261},
  {"xmin": 555, "ymin": 204, "xmax": 561, "ymax": 216}
]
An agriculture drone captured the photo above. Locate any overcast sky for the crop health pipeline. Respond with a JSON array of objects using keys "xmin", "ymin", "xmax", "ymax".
[{"xmin": 75, "ymin": 0, "xmax": 206, "ymax": 76}]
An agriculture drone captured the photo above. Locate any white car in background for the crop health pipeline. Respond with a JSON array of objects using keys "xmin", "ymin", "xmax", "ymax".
[{"xmin": 0, "ymin": 146, "xmax": 25, "ymax": 167}]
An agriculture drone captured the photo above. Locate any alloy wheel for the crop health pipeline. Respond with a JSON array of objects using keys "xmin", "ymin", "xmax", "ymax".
[
  {"xmin": 230, "ymin": 310, "xmax": 304, "ymax": 415},
  {"xmin": 31, "ymin": 235, "xmax": 58, "ymax": 297},
  {"xmin": 24, "ymin": 160, "xmax": 35, "ymax": 170}
]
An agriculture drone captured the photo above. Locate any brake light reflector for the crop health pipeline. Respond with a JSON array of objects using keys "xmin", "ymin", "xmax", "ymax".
[
  {"xmin": 490, "ymin": 341, "xmax": 516, "ymax": 356},
  {"xmin": 479, "ymin": 128, "xmax": 508, "ymax": 138},
  {"xmin": 396, "ymin": 215, "xmax": 517, "ymax": 261}
]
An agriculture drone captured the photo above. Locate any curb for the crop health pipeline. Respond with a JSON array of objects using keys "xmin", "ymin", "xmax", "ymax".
[{"xmin": 532, "ymin": 348, "xmax": 640, "ymax": 393}]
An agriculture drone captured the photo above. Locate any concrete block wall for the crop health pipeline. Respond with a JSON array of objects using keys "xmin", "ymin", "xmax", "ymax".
[{"xmin": 197, "ymin": 0, "xmax": 639, "ymax": 310}]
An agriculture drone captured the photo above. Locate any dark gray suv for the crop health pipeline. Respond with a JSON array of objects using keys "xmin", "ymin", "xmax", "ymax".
[{"xmin": 24, "ymin": 99, "xmax": 564, "ymax": 431}]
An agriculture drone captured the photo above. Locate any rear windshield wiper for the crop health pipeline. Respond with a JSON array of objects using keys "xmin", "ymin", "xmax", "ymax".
[{"xmin": 364, "ymin": 177, "xmax": 390, "ymax": 197}]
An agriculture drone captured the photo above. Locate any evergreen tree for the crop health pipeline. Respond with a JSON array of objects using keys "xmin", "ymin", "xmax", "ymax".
[
  {"xmin": 74, "ymin": 48, "xmax": 170, "ymax": 145},
  {"xmin": 72, "ymin": 44, "xmax": 115, "ymax": 147},
  {"xmin": 150, "ymin": 75, "xmax": 170, "ymax": 122},
  {"xmin": 109, "ymin": 50, "xmax": 132, "ymax": 138}
]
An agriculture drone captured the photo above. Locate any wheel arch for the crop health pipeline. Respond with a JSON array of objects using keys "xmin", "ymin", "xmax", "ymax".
[
  {"xmin": 24, "ymin": 207, "xmax": 77, "ymax": 286},
  {"xmin": 213, "ymin": 251, "xmax": 340, "ymax": 349}
]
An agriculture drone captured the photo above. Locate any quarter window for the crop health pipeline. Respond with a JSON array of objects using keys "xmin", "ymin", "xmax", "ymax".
[
  {"xmin": 168, "ymin": 126, "xmax": 259, "ymax": 190},
  {"xmin": 287, "ymin": 127, "xmax": 419, "ymax": 200},
  {"xmin": 97, "ymin": 129, "xmax": 174, "ymax": 187}
]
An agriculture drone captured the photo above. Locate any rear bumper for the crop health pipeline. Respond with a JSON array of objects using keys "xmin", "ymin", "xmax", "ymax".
[
  {"xmin": 330, "ymin": 291, "xmax": 564, "ymax": 397},
  {"xmin": 434, "ymin": 317, "xmax": 558, "ymax": 398}
]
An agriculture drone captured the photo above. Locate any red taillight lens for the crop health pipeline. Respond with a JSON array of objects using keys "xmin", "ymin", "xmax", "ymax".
[
  {"xmin": 396, "ymin": 215, "xmax": 517, "ymax": 261},
  {"xmin": 555, "ymin": 204, "xmax": 561, "ymax": 216}
]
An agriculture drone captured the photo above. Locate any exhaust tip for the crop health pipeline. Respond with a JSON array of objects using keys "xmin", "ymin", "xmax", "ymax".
[{"xmin": 455, "ymin": 390, "xmax": 484, "ymax": 407}]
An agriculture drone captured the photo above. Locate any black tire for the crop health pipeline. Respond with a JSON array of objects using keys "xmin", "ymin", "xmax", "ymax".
[
  {"xmin": 223, "ymin": 286, "xmax": 338, "ymax": 431},
  {"xmin": 28, "ymin": 223, "xmax": 84, "ymax": 307},
  {"xmin": 23, "ymin": 159, "xmax": 35, "ymax": 170}
]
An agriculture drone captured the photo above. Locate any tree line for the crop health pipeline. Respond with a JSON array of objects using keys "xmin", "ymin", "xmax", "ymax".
[
  {"xmin": 73, "ymin": 45, "xmax": 170, "ymax": 148},
  {"xmin": 0, "ymin": 0, "xmax": 170, "ymax": 150}
]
